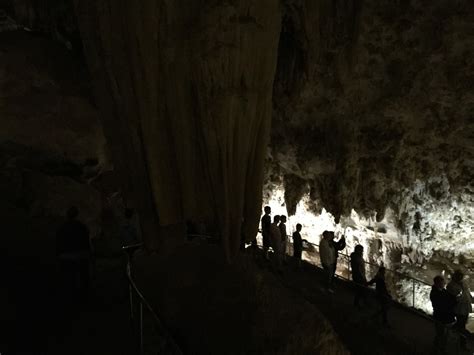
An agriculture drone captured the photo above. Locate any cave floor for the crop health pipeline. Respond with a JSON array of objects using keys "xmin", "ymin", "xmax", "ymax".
[{"xmin": 252, "ymin": 249, "xmax": 474, "ymax": 355}]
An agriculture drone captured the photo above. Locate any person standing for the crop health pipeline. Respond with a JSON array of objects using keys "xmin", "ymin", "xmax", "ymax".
[
  {"xmin": 261, "ymin": 206, "xmax": 272, "ymax": 259},
  {"xmin": 279, "ymin": 215, "xmax": 288, "ymax": 261},
  {"xmin": 369, "ymin": 266, "xmax": 391, "ymax": 326},
  {"xmin": 292, "ymin": 224, "xmax": 303, "ymax": 267},
  {"xmin": 350, "ymin": 245, "xmax": 367, "ymax": 308},
  {"xmin": 270, "ymin": 215, "xmax": 282, "ymax": 267},
  {"xmin": 56, "ymin": 206, "xmax": 92, "ymax": 304},
  {"xmin": 430, "ymin": 275, "xmax": 456, "ymax": 354},
  {"xmin": 319, "ymin": 231, "xmax": 345, "ymax": 292},
  {"xmin": 120, "ymin": 208, "xmax": 139, "ymax": 246},
  {"xmin": 447, "ymin": 270, "xmax": 472, "ymax": 349}
]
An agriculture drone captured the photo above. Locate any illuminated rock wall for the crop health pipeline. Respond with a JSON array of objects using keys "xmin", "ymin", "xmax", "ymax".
[{"xmin": 268, "ymin": 0, "xmax": 474, "ymax": 267}]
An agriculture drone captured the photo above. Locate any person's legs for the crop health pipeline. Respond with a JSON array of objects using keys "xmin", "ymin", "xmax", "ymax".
[
  {"xmin": 78, "ymin": 259, "xmax": 90, "ymax": 303},
  {"xmin": 281, "ymin": 240, "xmax": 287, "ymax": 261},
  {"xmin": 354, "ymin": 283, "xmax": 363, "ymax": 308},
  {"xmin": 322, "ymin": 264, "xmax": 335, "ymax": 290},
  {"xmin": 433, "ymin": 321, "xmax": 447, "ymax": 354},
  {"xmin": 263, "ymin": 235, "xmax": 270, "ymax": 259},
  {"xmin": 294, "ymin": 250, "xmax": 302, "ymax": 268},
  {"xmin": 455, "ymin": 315, "xmax": 468, "ymax": 348},
  {"xmin": 381, "ymin": 299, "xmax": 389, "ymax": 325},
  {"xmin": 329, "ymin": 263, "xmax": 336, "ymax": 288}
]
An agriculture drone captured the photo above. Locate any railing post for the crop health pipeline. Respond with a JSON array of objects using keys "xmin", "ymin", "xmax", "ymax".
[
  {"xmin": 139, "ymin": 301, "xmax": 144, "ymax": 355},
  {"xmin": 412, "ymin": 279, "xmax": 416, "ymax": 308},
  {"xmin": 129, "ymin": 283, "xmax": 134, "ymax": 320}
]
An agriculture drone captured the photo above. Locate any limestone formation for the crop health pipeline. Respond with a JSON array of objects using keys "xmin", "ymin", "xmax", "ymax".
[
  {"xmin": 269, "ymin": 0, "xmax": 474, "ymax": 260},
  {"xmin": 75, "ymin": 0, "xmax": 282, "ymax": 260},
  {"xmin": 0, "ymin": 30, "xmax": 106, "ymax": 236}
]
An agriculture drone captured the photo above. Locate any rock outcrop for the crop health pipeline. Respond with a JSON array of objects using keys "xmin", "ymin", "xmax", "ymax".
[
  {"xmin": 0, "ymin": 30, "xmax": 106, "ymax": 237},
  {"xmin": 269, "ymin": 0, "xmax": 474, "ymax": 259},
  {"xmin": 75, "ymin": 0, "xmax": 282, "ymax": 260}
]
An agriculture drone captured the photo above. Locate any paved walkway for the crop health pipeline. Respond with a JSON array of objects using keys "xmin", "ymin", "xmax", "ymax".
[{"xmin": 252, "ymin": 249, "xmax": 474, "ymax": 355}]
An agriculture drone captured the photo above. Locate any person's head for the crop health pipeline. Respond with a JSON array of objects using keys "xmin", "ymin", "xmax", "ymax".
[
  {"xmin": 296, "ymin": 223, "xmax": 302, "ymax": 232},
  {"xmin": 354, "ymin": 245, "xmax": 364, "ymax": 255},
  {"xmin": 452, "ymin": 270, "xmax": 464, "ymax": 283},
  {"xmin": 378, "ymin": 266, "xmax": 386, "ymax": 278},
  {"xmin": 322, "ymin": 231, "xmax": 331, "ymax": 240},
  {"xmin": 433, "ymin": 275, "xmax": 446, "ymax": 289},
  {"xmin": 66, "ymin": 206, "xmax": 79, "ymax": 220},
  {"xmin": 280, "ymin": 215, "xmax": 287, "ymax": 223},
  {"xmin": 264, "ymin": 206, "xmax": 271, "ymax": 215},
  {"xmin": 273, "ymin": 215, "xmax": 280, "ymax": 224},
  {"xmin": 124, "ymin": 208, "xmax": 134, "ymax": 219}
]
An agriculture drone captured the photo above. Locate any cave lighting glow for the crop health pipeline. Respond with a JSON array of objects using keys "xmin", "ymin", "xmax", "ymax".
[
  {"xmin": 263, "ymin": 182, "xmax": 400, "ymax": 268},
  {"xmin": 263, "ymin": 181, "xmax": 473, "ymax": 316}
]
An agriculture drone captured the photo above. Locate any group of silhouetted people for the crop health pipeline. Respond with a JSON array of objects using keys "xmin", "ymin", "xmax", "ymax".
[
  {"xmin": 259, "ymin": 205, "xmax": 472, "ymax": 352},
  {"xmin": 260, "ymin": 206, "xmax": 305, "ymax": 270},
  {"xmin": 430, "ymin": 271, "xmax": 473, "ymax": 353}
]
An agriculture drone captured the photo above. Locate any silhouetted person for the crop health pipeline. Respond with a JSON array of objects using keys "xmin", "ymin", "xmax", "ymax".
[
  {"xmin": 279, "ymin": 215, "xmax": 287, "ymax": 261},
  {"xmin": 350, "ymin": 245, "xmax": 368, "ymax": 308},
  {"xmin": 292, "ymin": 224, "xmax": 303, "ymax": 267},
  {"xmin": 430, "ymin": 275, "xmax": 456, "ymax": 354},
  {"xmin": 320, "ymin": 231, "xmax": 345, "ymax": 292},
  {"xmin": 261, "ymin": 206, "xmax": 272, "ymax": 259},
  {"xmin": 120, "ymin": 208, "xmax": 139, "ymax": 246},
  {"xmin": 270, "ymin": 215, "xmax": 282, "ymax": 267},
  {"xmin": 369, "ymin": 266, "xmax": 391, "ymax": 326},
  {"xmin": 56, "ymin": 206, "xmax": 91, "ymax": 304},
  {"xmin": 447, "ymin": 270, "xmax": 472, "ymax": 349}
]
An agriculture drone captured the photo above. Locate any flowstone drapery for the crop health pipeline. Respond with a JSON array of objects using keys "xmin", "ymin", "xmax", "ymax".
[{"xmin": 75, "ymin": 1, "xmax": 281, "ymax": 260}]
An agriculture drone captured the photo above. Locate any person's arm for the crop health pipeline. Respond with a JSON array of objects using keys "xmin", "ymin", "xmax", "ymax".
[
  {"xmin": 333, "ymin": 237, "xmax": 345, "ymax": 251},
  {"xmin": 338, "ymin": 237, "xmax": 346, "ymax": 251}
]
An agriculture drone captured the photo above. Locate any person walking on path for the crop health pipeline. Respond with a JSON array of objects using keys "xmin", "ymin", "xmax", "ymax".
[
  {"xmin": 350, "ymin": 245, "xmax": 368, "ymax": 309},
  {"xmin": 447, "ymin": 270, "xmax": 472, "ymax": 349},
  {"xmin": 368, "ymin": 266, "xmax": 391, "ymax": 326},
  {"xmin": 261, "ymin": 206, "xmax": 272, "ymax": 259},
  {"xmin": 430, "ymin": 275, "xmax": 456, "ymax": 354},
  {"xmin": 279, "ymin": 215, "xmax": 288, "ymax": 262},
  {"xmin": 292, "ymin": 224, "xmax": 303, "ymax": 267},
  {"xmin": 270, "ymin": 215, "xmax": 282, "ymax": 268},
  {"xmin": 56, "ymin": 206, "xmax": 92, "ymax": 305},
  {"xmin": 319, "ymin": 231, "xmax": 345, "ymax": 292},
  {"xmin": 120, "ymin": 208, "xmax": 139, "ymax": 246}
]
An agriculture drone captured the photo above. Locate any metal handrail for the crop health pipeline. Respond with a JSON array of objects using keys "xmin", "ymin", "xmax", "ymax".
[
  {"xmin": 259, "ymin": 230, "xmax": 431, "ymax": 286},
  {"xmin": 122, "ymin": 243, "xmax": 183, "ymax": 355},
  {"xmin": 302, "ymin": 239, "xmax": 432, "ymax": 286}
]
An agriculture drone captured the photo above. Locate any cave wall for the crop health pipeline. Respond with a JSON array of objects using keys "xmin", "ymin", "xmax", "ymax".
[
  {"xmin": 0, "ymin": 28, "xmax": 110, "ymax": 253},
  {"xmin": 2, "ymin": 0, "xmax": 472, "ymax": 262},
  {"xmin": 75, "ymin": 0, "xmax": 282, "ymax": 260},
  {"xmin": 269, "ymin": 0, "xmax": 474, "ymax": 258}
]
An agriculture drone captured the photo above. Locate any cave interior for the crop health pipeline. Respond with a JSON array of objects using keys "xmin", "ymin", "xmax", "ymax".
[{"xmin": 0, "ymin": 0, "xmax": 473, "ymax": 354}]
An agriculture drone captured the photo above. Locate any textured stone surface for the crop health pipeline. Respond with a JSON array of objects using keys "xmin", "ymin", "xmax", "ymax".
[
  {"xmin": 2, "ymin": 0, "xmax": 472, "ymax": 268},
  {"xmin": 268, "ymin": 0, "xmax": 474, "ymax": 260},
  {"xmin": 0, "ymin": 30, "xmax": 107, "ymax": 234},
  {"xmin": 75, "ymin": 0, "xmax": 282, "ymax": 259}
]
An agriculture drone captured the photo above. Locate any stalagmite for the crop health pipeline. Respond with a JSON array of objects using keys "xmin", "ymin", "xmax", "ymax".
[{"xmin": 75, "ymin": 1, "xmax": 281, "ymax": 260}]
